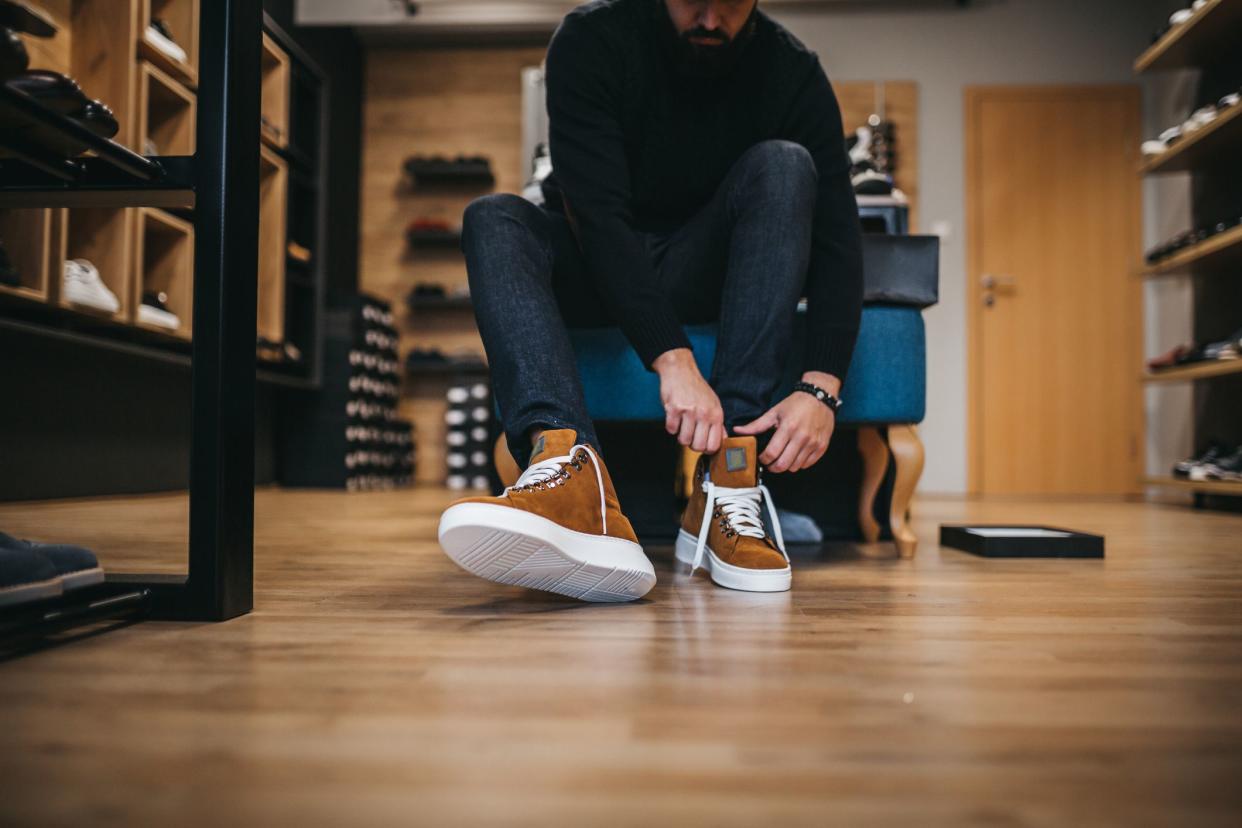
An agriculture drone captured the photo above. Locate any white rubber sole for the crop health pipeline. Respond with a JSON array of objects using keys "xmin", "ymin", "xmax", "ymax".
[
  {"xmin": 675, "ymin": 529, "xmax": 792, "ymax": 593},
  {"xmin": 0, "ymin": 575, "xmax": 64, "ymax": 608},
  {"xmin": 438, "ymin": 503, "xmax": 656, "ymax": 602},
  {"xmin": 61, "ymin": 566, "xmax": 105, "ymax": 591}
]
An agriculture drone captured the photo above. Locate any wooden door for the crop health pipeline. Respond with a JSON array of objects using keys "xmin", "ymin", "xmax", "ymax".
[{"xmin": 966, "ymin": 87, "xmax": 1142, "ymax": 495}]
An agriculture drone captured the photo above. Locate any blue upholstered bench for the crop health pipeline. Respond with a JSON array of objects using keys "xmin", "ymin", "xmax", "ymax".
[
  {"xmin": 491, "ymin": 235, "xmax": 937, "ymax": 555},
  {"xmin": 566, "ymin": 305, "xmax": 927, "ymax": 556}
]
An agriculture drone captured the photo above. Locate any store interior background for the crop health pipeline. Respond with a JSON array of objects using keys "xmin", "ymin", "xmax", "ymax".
[{"xmin": 0, "ymin": 0, "xmax": 1226, "ymax": 506}]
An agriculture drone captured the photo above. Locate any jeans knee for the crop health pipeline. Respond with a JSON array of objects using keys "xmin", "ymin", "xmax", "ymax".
[
  {"xmin": 462, "ymin": 193, "xmax": 538, "ymax": 242},
  {"xmin": 461, "ymin": 193, "xmax": 552, "ymax": 279},
  {"xmin": 735, "ymin": 140, "xmax": 817, "ymax": 205}
]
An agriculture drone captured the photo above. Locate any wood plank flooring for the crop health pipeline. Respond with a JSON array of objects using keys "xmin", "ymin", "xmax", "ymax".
[{"xmin": 1, "ymin": 489, "xmax": 1241, "ymax": 826}]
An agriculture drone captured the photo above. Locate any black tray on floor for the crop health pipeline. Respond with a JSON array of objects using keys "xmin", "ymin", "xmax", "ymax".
[{"xmin": 940, "ymin": 525, "xmax": 1104, "ymax": 558}]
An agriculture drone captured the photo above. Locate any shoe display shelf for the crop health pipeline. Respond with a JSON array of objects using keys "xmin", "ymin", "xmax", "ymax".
[
  {"xmin": 1137, "ymin": 1, "xmax": 1242, "ymax": 504},
  {"xmin": 1140, "ymin": 99, "xmax": 1242, "ymax": 175},
  {"xmin": 406, "ymin": 293, "xmax": 473, "ymax": 311},
  {"xmin": 402, "ymin": 155, "xmax": 496, "ymax": 189},
  {"xmin": 405, "ymin": 356, "xmax": 489, "ymax": 377},
  {"xmin": 444, "ymin": 380, "xmax": 494, "ymax": 491},
  {"xmin": 1142, "ymin": 358, "xmax": 1242, "ymax": 384},
  {"xmin": 405, "ymin": 226, "xmax": 462, "ymax": 248},
  {"xmin": 1142, "ymin": 222, "xmax": 1242, "ymax": 277},
  {"xmin": 1135, "ymin": 0, "xmax": 1242, "ymax": 74},
  {"xmin": 281, "ymin": 296, "xmax": 416, "ymax": 490},
  {"xmin": 138, "ymin": 0, "xmax": 199, "ymax": 87},
  {"xmin": 260, "ymin": 30, "xmax": 288, "ymax": 150},
  {"xmin": 256, "ymin": 143, "xmax": 288, "ymax": 356},
  {"xmin": 139, "ymin": 59, "xmax": 196, "ymax": 157},
  {"xmin": 0, "ymin": 1, "xmax": 267, "ymax": 640},
  {"xmin": 1, "ymin": 9, "xmax": 325, "ymax": 388},
  {"xmin": 1142, "ymin": 475, "xmax": 1242, "ymax": 498},
  {"xmin": 0, "ymin": 208, "xmax": 54, "ymax": 303},
  {"xmin": 133, "ymin": 206, "xmax": 193, "ymax": 340}
]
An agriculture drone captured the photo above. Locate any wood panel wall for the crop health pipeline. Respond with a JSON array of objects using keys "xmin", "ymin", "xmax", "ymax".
[
  {"xmin": 361, "ymin": 47, "xmax": 546, "ymax": 484},
  {"xmin": 360, "ymin": 47, "xmax": 919, "ymax": 484}
]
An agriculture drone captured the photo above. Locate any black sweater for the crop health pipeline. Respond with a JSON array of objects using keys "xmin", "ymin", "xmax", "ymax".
[{"xmin": 545, "ymin": 0, "xmax": 863, "ymax": 378}]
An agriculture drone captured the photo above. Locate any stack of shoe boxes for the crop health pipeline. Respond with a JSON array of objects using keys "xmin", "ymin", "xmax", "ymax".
[
  {"xmin": 444, "ymin": 381, "xmax": 492, "ymax": 490},
  {"xmin": 281, "ymin": 295, "xmax": 415, "ymax": 489}
]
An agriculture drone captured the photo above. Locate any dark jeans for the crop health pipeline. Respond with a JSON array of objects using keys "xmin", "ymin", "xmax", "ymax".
[{"xmin": 462, "ymin": 139, "xmax": 817, "ymax": 468}]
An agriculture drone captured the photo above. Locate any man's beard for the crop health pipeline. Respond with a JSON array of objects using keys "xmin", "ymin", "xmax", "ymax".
[{"xmin": 664, "ymin": 6, "xmax": 758, "ymax": 79}]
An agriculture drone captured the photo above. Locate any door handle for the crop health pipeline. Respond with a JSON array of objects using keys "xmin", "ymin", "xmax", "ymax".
[{"xmin": 981, "ymin": 274, "xmax": 1017, "ymax": 291}]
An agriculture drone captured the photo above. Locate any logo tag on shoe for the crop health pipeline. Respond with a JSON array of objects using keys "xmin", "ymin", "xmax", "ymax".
[
  {"xmin": 726, "ymin": 447, "xmax": 748, "ymax": 472},
  {"xmin": 531, "ymin": 434, "xmax": 546, "ymax": 461}
]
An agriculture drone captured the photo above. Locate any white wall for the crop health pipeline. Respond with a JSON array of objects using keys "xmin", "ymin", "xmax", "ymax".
[{"xmin": 768, "ymin": 0, "xmax": 1184, "ymax": 493}]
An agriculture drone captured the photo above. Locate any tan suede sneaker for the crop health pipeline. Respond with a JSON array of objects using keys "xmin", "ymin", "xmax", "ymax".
[
  {"xmin": 675, "ymin": 436, "xmax": 791, "ymax": 592},
  {"xmin": 438, "ymin": 429, "xmax": 655, "ymax": 602}
]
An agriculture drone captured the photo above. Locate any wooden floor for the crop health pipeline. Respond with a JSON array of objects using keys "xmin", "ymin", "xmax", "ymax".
[{"xmin": 1, "ymin": 488, "xmax": 1241, "ymax": 827}]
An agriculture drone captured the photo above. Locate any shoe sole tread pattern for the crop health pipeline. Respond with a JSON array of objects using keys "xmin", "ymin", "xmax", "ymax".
[
  {"xmin": 439, "ymin": 504, "xmax": 655, "ymax": 603},
  {"xmin": 674, "ymin": 529, "xmax": 792, "ymax": 593}
]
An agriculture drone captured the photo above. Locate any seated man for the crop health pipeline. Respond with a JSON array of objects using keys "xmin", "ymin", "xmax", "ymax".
[{"xmin": 437, "ymin": 0, "xmax": 862, "ymax": 601}]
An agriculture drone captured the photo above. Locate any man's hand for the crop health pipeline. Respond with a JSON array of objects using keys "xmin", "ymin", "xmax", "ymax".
[
  {"xmin": 735, "ymin": 371, "xmax": 840, "ymax": 473},
  {"xmin": 654, "ymin": 348, "xmax": 724, "ymax": 454}
]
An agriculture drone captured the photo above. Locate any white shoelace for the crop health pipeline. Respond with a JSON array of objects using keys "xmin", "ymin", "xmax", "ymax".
[
  {"xmin": 507, "ymin": 444, "xmax": 608, "ymax": 534},
  {"xmin": 690, "ymin": 476, "xmax": 787, "ymax": 574}
]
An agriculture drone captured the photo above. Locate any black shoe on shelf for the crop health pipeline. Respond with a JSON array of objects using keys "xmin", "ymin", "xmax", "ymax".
[
  {"xmin": 76, "ymin": 99, "xmax": 118, "ymax": 139},
  {"xmin": 0, "ymin": 1, "xmax": 56, "ymax": 38},
  {"xmin": 4, "ymin": 68, "xmax": 87, "ymax": 114},
  {"xmin": 1202, "ymin": 446, "xmax": 1242, "ymax": 482},
  {"xmin": 1201, "ymin": 328, "xmax": 1242, "ymax": 362},
  {"xmin": 405, "ymin": 348, "xmax": 449, "ymax": 370},
  {"xmin": 0, "ymin": 532, "xmax": 104, "ymax": 592},
  {"xmin": 1173, "ymin": 442, "xmax": 1227, "ymax": 478}
]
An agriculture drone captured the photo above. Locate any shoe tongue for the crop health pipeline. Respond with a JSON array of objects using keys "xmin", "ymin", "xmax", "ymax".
[
  {"xmin": 709, "ymin": 436, "xmax": 759, "ymax": 488},
  {"xmin": 528, "ymin": 429, "xmax": 578, "ymax": 467}
]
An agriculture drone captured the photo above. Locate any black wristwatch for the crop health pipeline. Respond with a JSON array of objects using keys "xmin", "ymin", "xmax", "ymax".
[{"xmin": 793, "ymin": 381, "xmax": 842, "ymax": 412}]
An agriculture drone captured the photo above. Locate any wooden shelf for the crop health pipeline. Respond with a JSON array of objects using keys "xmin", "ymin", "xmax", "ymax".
[
  {"xmin": 134, "ymin": 207, "xmax": 194, "ymax": 340},
  {"xmin": 260, "ymin": 32, "xmax": 290, "ymax": 150},
  {"xmin": 1144, "ymin": 476, "xmax": 1242, "ymax": 496},
  {"xmin": 1143, "ymin": 359, "xmax": 1242, "ymax": 383},
  {"xmin": 257, "ymin": 145, "xmax": 288, "ymax": 343},
  {"xmin": 139, "ymin": 60, "xmax": 196, "ymax": 157},
  {"xmin": 0, "ymin": 209, "xmax": 54, "ymax": 303},
  {"xmin": 139, "ymin": 0, "xmax": 199, "ymax": 87},
  {"xmin": 1135, "ymin": 0, "xmax": 1242, "ymax": 73},
  {"xmin": 1141, "ymin": 103, "xmax": 1242, "ymax": 174},
  {"xmin": 407, "ymin": 294, "xmax": 472, "ymax": 311},
  {"xmin": 1143, "ymin": 223, "xmax": 1242, "ymax": 277}
]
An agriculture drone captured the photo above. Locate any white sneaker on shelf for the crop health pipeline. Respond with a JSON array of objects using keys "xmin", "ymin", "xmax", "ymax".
[
  {"xmin": 63, "ymin": 259, "xmax": 119, "ymax": 314},
  {"xmin": 137, "ymin": 302, "xmax": 180, "ymax": 330},
  {"xmin": 145, "ymin": 24, "xmax": 187, "ymax": 64}
]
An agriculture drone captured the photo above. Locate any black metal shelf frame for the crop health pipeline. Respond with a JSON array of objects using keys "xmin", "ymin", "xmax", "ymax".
[{"xmin": 0, "ymin": 1, "xmax": 264, "ymax": 625}]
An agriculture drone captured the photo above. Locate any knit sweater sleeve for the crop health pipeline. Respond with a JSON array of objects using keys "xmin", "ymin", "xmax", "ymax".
[
  {"xmin": 545, "ymin": 16, "xmax": 691, "ymax": 369},
  {"xmin": 782, "ymin": 56, "xmax": 864, "ymax": 380}
]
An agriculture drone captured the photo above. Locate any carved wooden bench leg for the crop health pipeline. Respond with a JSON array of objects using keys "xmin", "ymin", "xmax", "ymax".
[
  {"xmin": 887, "ymin": 424, "xmax": 925, "ymax": 559},
  {"xmin": 857, "ymin": 427, "xmax": 889, "ymax": 544}
]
